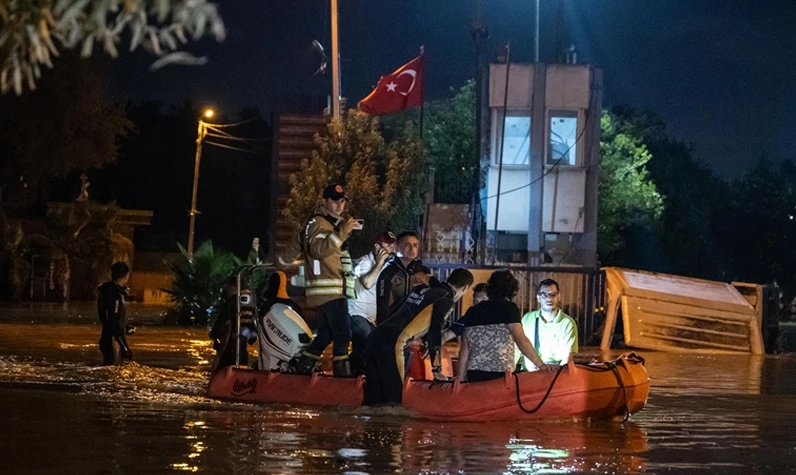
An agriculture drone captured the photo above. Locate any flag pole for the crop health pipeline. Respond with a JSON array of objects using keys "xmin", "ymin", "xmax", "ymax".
[
  {"xmin": 331, "ymin": 0, "xmax": 341, "ymax": 118},
  {"xmin": 419, "ymin": 46, "xmax": 425, "ymax": 141}
]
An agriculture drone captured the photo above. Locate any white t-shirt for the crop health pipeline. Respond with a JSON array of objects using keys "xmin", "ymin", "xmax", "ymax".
[{"xmin": 347, "ymin": 253, "xmax": 380, "ymax": 324}]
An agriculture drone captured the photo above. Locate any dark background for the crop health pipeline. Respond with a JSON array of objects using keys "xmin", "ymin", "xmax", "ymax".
[{"xmin": 107, "ymin": 0, "xmax": 796, "ymax": 179}]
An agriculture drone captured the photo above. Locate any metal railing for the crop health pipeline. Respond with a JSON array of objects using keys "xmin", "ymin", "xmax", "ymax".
[{"xmin": 426, "ymin": 263, "xmax": 606, "ymax": 346}]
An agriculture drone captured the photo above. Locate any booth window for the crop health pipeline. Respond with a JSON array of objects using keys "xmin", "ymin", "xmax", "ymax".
[
  {"xmin": 548, "ymin": 110, "xmax": 578, "ymax": 166},
  {"xmin": 494, "ymin": 109, "xmax": 531, "ymax": 166}
]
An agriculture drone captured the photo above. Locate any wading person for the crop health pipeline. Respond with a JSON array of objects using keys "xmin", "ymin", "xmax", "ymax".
[
  {"xmin": 294, "ymin": 183, "xmax": 362, "ymax": 377},
  {"xmin": 517, "ymin": 278, "xmax": 579, "ymax": 371},
  {"xmin": 348, "ymin": 231, "xmax": 396, "ymax": 375},
  {"xmin": 363, "ymin": 268, "xmax": 474, "ymax": 405},
  {"xmin": 456, "ymin": 269, "xmax": 553, "ymax": 382},
  {"xmin": 375, "ymin": 231, "xmax": 423, "ymax": 325},
  {"xmin": 97, "ymin": 262, "xmax": 133, "ymax": 365}
]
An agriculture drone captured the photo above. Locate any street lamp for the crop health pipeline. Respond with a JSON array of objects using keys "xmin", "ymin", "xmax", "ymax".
[{"xmin": 187, "ymin": 108, "xmax": 214, "ymax": 257}]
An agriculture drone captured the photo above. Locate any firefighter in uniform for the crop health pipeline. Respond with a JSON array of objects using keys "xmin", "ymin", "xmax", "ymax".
[{"xmin": 295, "ymin": 183, "xmax": 362, "ymax": 377}]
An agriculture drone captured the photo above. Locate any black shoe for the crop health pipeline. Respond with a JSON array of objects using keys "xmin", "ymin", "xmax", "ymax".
[
  {"xmin": 332, "ymin": 357, "xmax": 352, "ymax": 377},
  {"xmin": 295, "ymin": 354, "xmax": 319, "ymax": 375}
]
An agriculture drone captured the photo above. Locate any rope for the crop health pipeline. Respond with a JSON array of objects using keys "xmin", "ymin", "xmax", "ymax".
[
  {"xmin": 609, "ymin": 362, "xmax": 631, "ymax": 422},
  {"xmin": 514, "ymin": 353, "xmax": 642, "ymax": 418},
  {"xmin": 513, "ymin": 363, "xmax": 566, "ymax": 414}
]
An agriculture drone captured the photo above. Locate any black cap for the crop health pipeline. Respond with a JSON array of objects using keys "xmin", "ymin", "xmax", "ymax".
[{"xmin": 322, "ymin": 183, "xmax": 347, "ymax": 200}]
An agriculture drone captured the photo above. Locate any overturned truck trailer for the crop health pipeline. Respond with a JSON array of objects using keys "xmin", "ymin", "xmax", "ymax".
[{"xmin": 601, "ymin": 267, "xmax": 765, "ymax": 354}]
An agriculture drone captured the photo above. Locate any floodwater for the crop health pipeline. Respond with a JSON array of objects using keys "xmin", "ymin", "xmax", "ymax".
[{"xmin": 1, "ymin": 322, "xmax": 796, "ymax": 474}]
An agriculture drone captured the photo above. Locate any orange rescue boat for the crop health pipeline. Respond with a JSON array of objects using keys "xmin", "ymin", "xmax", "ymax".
[
  {"xmin": 402, "ymin": 353, "xmax": 650, "ymax": 421},
  {"xmin": 207, "ymin": 368, "xmax": 365, "ymax": 406},
  {"xmin": 207, "ymin": 353, "xmax": 649, "ymax": 421}
]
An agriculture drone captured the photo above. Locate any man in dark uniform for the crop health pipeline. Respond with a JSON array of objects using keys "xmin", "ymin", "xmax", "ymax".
[
  {"xmin": 97, "ymin": 262, "xmax": 133, "ymax": 365},
  {"xmin": 375, "ymin": 231, "xmax": 423, "ymax": 325},
  {"xmin": 363, "ymin": 268, "xmax": 474, "ymax": 405}
]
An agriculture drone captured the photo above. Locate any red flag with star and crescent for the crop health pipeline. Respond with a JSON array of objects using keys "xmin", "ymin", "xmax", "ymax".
[{"xmin": 358, "ymin": 55, "xmax": 423, "ymax": 115}]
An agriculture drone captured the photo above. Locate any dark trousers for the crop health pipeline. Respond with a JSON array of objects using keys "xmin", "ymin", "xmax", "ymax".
[
  {"xmin": 99, "ymin": 324, "xmax": 121, "ymax": 365},
  {"xmin": 350, "ymin": 315, "xmax": 374, "ymax": 374},
  {"xmin": 363, "ymin": 322, "xmax": 404, "ymax": 405},
  {"xmin": 466, "ymin": 370, "xmax": 505, "ymax": 383},
  {"xmin": 306, "ymin": 298, "xmax": 351, "ymax": 357}
]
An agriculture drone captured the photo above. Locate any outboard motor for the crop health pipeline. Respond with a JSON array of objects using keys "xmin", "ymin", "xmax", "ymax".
[
  {"xmin": 257, "ymin": 271, "xmax": 314, "ymax": 371},
  {"xmin": 258, "ymin": 303, "xmax": 314, "ymax": 371}
]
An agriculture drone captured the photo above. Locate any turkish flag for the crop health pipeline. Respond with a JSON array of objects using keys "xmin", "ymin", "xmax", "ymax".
[{"xmin": 358, "ymin": 55, "xmax": 423, "ymax": 115}]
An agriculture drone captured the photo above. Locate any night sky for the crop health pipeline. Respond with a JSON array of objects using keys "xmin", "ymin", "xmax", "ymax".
[{"xmin": 108, "ymin": 0, "xmax": 796, "ymax": 179}]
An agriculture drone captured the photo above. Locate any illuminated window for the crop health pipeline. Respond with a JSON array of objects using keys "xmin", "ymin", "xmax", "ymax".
[
  {"xmin": 493, "ymin": 109, "xmax": 531, "ymax": 166},
  {"xmin": 548, "ymin": 110, "xmax": 578, "ymax": 166}
]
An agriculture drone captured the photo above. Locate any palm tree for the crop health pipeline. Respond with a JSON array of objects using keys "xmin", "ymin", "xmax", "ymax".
[{"xmin": 164, "ymin": 241, "xmax": 241, "ymax": 326}]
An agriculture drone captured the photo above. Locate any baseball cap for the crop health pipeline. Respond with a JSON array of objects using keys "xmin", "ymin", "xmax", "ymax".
[
  {"xmin": 374, "ymin": 231, "xmax": 397, "ymax": 246},
  {"xmin": 322, "ymin": 183, "xmax": 348, "ymax": 200}
]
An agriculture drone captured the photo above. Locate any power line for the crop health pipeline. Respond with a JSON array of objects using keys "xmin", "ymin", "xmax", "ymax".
[
  {"xmin": 205, "ymin": 117, "xmax": 258, "ymax": 128},
  {"xmin": 204, "ymin": 141, "xmax": 263, "ymax": 154}
]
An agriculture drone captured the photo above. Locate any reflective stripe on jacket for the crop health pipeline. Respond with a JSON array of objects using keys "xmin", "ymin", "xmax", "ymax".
[{"xmin": 302, "ymin": 206, "xmax": 354, "ymax": 307}]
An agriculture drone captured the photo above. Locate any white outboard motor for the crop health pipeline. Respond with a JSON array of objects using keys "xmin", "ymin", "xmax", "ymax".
[{"xmin": 257, "ymin": 303, "xmax": 314, "ymax": 371}]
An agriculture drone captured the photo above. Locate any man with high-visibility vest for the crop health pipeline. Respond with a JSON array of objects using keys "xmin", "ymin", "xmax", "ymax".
[{"xmin": 294, "ymin": 183, "xmax": 363, "ymax": 377}]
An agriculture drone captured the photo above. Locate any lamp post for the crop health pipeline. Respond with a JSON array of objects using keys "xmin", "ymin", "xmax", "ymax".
[
  {"xmin": 187, "ymin": 109, "xmax": 214, "ymax": 257},
  {"xmin": 330, "ymin": 0, "xmax": 341, "ymax": 118}
]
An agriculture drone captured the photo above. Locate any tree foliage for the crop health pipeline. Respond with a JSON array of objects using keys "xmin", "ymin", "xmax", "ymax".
[
  {"xmin": 724, "ymin": 158, "xmax": 796, "ymax": 291},
  {"xmin": 424, "ymin": 80, "xmax": 477, "ymax": 204},
  {"xmin": 0, "ymin": 53, "xmax": 130, "ymax": 200},
  {"xmin": 382, "ymin": 80, "xmax": 477, "ymax": 205},
  {"xmin": 42, "ymin": 200, "xmax": 132, "ymax": 299},
  {"xmin": 0, "ymin": 0, "xmax": 224, "ymax": 94},
  {"xmin": 283, "ymin": 109, "xmax": 427, "ymax": 257},
  {"xmin": 598, "ymin": 109, "xmax": 664, "ymax": 261},
  {"xmin": 0, "ymin": 208, "xmax": 29, "ymax": 301}
]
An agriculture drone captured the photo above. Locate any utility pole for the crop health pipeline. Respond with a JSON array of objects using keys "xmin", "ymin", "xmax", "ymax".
[
  {"xmin": 331, "ymin": 0, "xmax": 341, "ymax": 118},
  {"xmin": 534, "ymin": 0, "xmax": 540, "ymax": 62},
  {"xmin": 471, "ymin": 0, "xmax": 488, "ymax": 264},
  {"xmin": 187, "ymin": 109, "xmax": 214, "ymax": 257}
]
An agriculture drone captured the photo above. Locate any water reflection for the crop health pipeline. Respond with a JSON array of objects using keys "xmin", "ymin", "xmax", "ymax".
[
  {"xmin": 2, "ymin": 323, "xmax": 796, "ymax": 473},
  {"xmin": 193, "ymin": 409, "xmax": 649, "ymax": 474}
]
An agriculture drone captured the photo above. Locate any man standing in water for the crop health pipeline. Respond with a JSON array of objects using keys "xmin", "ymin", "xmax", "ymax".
[
  {"xmin": 517, "ymin": 278, "xmax": 578, "ymax": 370},
  {"xmin": 97, "ymin": 262, "xmax": 133, "ymax": 365}
]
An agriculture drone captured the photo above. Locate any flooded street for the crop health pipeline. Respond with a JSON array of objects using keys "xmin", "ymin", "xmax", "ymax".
[{"xmin": 1, "ymin": 322, "xmax": 796, "ymax": 474}]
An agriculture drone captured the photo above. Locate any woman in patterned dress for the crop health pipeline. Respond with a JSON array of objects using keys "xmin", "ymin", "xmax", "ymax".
[{"xmin": 457, "ymin": 269, "xmax": 555, "ymax": 382}]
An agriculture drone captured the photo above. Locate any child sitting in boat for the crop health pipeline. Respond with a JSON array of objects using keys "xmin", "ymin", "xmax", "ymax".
[{"xmin": 457, "ymin": 269, "xmax": 555, "ymax": 382}]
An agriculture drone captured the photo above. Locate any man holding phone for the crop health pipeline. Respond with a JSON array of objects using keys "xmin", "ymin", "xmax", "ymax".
[
  {"xmin": 295, "ymin": 183, "xmax": 363, "ymax": 377},
  {"xmin": 347, "ymin": 231, "xmax": 397, "ymax": 374}
]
